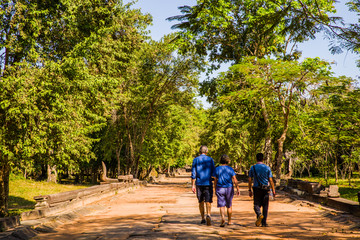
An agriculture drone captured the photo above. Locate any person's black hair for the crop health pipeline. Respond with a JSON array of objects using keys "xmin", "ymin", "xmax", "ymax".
[
  {"xmin": 220, "ymin": 154, "xmax": 230, "ymax": 164},
  {"xmin": 256, "ymin": 153, "xmax": 264, "ymax": 162}
]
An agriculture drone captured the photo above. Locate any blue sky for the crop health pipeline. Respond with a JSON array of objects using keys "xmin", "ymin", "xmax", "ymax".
[
  {"xmin": 124, "ymin": 0, "xmax": 359, "ymax": 107},
  {"xmin": 125, "ymin": 0, "xmax": 359, "ymax": 79}
]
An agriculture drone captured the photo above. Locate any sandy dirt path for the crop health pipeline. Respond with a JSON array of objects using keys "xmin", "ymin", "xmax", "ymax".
[{"xmin": 32, "ymin": 174, "xmax": 360, "ymax": 240}]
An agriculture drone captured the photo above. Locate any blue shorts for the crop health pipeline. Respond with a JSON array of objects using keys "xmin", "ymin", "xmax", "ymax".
[
  {"xmin": 196, "ymin": 185, "xmax": 213, "ymax": 203},
  {"xmin": 216, "ymin": 187, "xmax": 234, "ymax": 208}
]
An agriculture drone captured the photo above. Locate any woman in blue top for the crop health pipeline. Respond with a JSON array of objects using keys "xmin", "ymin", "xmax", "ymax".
[{"xmin": 214, "ymin": 154, "xmax": 240, "ymax": 227}]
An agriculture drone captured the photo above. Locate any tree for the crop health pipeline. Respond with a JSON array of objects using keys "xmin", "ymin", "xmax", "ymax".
[
  {"xmin": 110, "ymin": 35, "xmax": 201, "ymax": 178},
  {"xmin": 169, "ymin": 0, "xmax": 338, "ymax": 165},
  {"xmin": 168, "ymin": 0, "xmax": 338, "ymax": 64},
  {"xmin": 140, "ymin": 104, "xmax": 205, "ymax": 178},
  {"xmin": 0, "ymin": 0, "xmax": 151, "ymax": 216},
  {"xmin": 203, "ymin": 57, "xmax": 331, "ymax": 180},
  {"xmin": 302, "ymin": 76, "xmax": 360, "ymax": 182}
]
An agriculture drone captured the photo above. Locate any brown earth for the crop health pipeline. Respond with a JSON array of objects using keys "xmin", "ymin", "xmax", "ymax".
[{"xmin": 31, "ymin": 174, "xmax": 360, "ymax": 240}]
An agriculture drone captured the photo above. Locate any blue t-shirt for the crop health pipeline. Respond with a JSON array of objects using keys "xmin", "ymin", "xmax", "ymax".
[
  {"xmin": 249, "ymin": 163, "xmax": 273, "ymax": 188},
  {"xmin": 191, "ymin": 154, "xmax": 215, "ymax": 186},
  {"xmin": 215, "ymin": 165, "xmax": 236, "ymax": 188}
]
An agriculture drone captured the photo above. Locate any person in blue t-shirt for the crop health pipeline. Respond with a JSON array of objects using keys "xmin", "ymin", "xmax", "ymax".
[
  {"xmin": 191, "ymin": 145, "xmax": 216, "ymax": 226},
  {"xmin": 248, "ymin": 153, "xmax": 276, "ymax": 227},
  {"xmin": 214, "ymin": 154, "xmax": 240, "ymax": 227}
]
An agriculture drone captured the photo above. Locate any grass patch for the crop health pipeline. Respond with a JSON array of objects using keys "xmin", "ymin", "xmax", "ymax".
[
  {"xmin": 8, "ymin": 174, "xmax": 92, "ymax": 216},
  {"xmin": 296, "ymin": 175, "xmax": 360, "ymax": 202}
]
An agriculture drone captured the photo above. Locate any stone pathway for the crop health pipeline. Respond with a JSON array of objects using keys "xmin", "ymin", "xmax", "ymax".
[{"xmin": 31, "ymin": 174, "xmax": 360, "ymax": 240}]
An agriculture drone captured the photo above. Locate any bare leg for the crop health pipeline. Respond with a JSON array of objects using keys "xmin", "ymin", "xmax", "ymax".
[
  {"xmin": 199, "ymin": 201, "xmax": 205, "ymax": 220},
  {"xmin": 227, "ymin": 206, "xmax": 233, "ymax": 224},
  {"xmin": 205, "ymin": 202, "xmax": 211, "ymax": 216},
  {"xmin": 220, "ymin": 207, "xmax": 226, "ymax": 225},
  {"xmin": 205, "ymin": 202, "xmax": 212, "ymax": 226}
]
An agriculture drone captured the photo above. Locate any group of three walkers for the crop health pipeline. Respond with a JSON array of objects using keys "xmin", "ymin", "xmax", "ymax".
[{"xmin": 191, "ymin": 145, "xmax": 276, "ymax": 227}]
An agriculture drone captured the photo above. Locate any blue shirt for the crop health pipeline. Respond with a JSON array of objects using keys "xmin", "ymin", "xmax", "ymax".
[
  {"xmin": 249, "ymin": 163, "xmax": 273, "ymax": 188},
  {"xmin": 215, "ymin": 165, "xmax": 236, "ymax": 188},
  {"xmin": 191, "ymin": 154, "xmax": 215, "ymax": 186}
]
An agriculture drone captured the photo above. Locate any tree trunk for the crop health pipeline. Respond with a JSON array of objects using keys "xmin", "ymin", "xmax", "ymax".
[
  {"xmin": 47, "ymin": 164, "xmax": 57, "ymax": 183},
  {"xmin": 260, "ymin": 98, "xmax": 272, "ymax": 165},
  {"xmin": 306, "ymin": 166, "xmax": 311, "ymax": 177},
  {"xmin": 91, "ymin": 167, "xmax": 98, "ymax": 184},
  {"xmin": 348, "ymin": 163, "xmax": 352, "ymax": 186},
  {"xmin": 125, "ymin": 145, "xmax": 131, "ymax": 174},
  {"xmin": 0, "ymin": 155, "xmax": 10, "ymax": 217},
  {"xmin": 335, "ymin": 157, "xmax": 338, "ymax": 183},
  {"xmin": 116, "ymin": 138, "xmax": 123, "ymax": 177},
  {"xmin": 287, "ymin": 156, "xmax": 294, "ymax": 178},
  {"xmin": 143, "ymin": 165, "xmax": 153, "ymax": 180},
  {"xmin": 134, "ymin": 156, "xmax": 140, "ymax": 178},
  {"xmin": 275, "ymin": 122, "xmax": 289, "ymax": 181},
  {"xmin": 276, "ymin": 139, "xmax": 284, "ymax": 181}
]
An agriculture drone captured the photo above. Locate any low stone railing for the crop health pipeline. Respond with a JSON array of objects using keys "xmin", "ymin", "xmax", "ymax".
[
  {"xmin": 21, "ymin": 177, "xmax": 145, "ymax": 221},
  {"xmin": 282, "ymin": 179, "xmax": 360, "ymax": 217}
]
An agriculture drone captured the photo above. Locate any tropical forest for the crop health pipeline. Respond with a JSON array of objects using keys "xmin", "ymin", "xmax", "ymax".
[{"xmin": 1, "ymin": 0, "xmax": 360, "ymax": 218}]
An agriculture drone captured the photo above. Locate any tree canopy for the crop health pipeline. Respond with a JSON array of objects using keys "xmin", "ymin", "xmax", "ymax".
[{"xmin": 1, "ymin": 0, "xmax": 360, "ymax": 217}]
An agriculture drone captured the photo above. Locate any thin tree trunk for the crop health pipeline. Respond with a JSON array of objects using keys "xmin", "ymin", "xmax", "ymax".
[
  {"xmin": 287, "ymin": 156, "xmax": 294, "ymax": 178},
  {"xmin": 348, "ymin": 163, "xmax": 352, "ymax": 186},
  {"xmin": 275, "ymin": 85, "xmax": 293, "ymax": 181},
  {"xmin": 276, "ymin": 129, "xmax": 288, "ymax": 181},
  {"xmin": 116, "ymin": 138, "xmax": 123, "ymax": 177},
  {"xmin": 123, "ymin": 106, "xmax": 136, "ymax": 175},
  {"xmin": 0, "ymin": 155, "xmax": 10, "ymax": 217},
  {"xmin": 275, "ymin": 117, "xmax": 289, "ymax": 181},
  {"xmin": 134, "ymin": 156, "xmax": 140, "ymax": 178},
  {"xmin": 325, "ymin": 151, "xmax": 328, "ymax": 185},
  {"xmin": 335, "ymin": 157, "xmax": 338, "ymax": 183},
  {"xmin": 260, "ymin": 98, "xmax": 272, "ymax": 165}
]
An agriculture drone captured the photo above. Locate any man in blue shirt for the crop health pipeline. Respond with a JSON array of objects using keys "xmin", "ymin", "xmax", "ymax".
[
  {"xmin": 248, "ymin": 153, "xmax": 276, "ymax": 227},
  {"xmin": 191, "ymin": 145, "xmax": 215, "ymax": 226}
]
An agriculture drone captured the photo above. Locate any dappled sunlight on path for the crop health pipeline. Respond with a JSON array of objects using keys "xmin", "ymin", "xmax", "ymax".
[{"xmin": 32, "ymin": 174, "xmax": 360, "ymax": 240}]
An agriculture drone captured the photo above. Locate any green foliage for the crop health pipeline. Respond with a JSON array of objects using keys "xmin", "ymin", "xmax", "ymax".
[
  {"xmin": 294, "ymin": 76, "xmax": 360, "ymax": 181},
  {"xmin": 99, "ymin": 34, "xmax": 202, "ymax": 177},
  {"xmin": 0, "ymin": 0, "xmax": 153, "ymax": 215},
  {"xmin": 1, "ymin": 0, "xmax": 360, "ymax": 218},
  {"xmin": 169, "ymin": 0, "xmax": 337, "ymax": 68},
  {"xmin": 201, "ymin": 57, "xmax": 333, "ymax": 176}
]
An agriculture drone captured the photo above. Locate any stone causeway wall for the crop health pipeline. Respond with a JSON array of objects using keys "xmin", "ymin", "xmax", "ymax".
[
  {"xmin": 282, "ymin": 179, "xmax": 360, "ymax": 217},
  {"xmin": 1, "ymin": 176, "xmax": 146, "ymax": 232}
]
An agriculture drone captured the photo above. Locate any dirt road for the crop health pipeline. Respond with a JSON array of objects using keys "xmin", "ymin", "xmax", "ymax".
[{"xmin": 32, "ymin": 174, "xmax": 360, "ymax": 240}]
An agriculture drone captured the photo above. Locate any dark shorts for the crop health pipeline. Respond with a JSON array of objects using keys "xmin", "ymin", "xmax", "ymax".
[
  {"xmin": 216, "ymin": 187, "xmax": 234, "ymax": 208},
  {"xmin": 196, "ymin": 185, "xmax": 213, "ymax": 203}
]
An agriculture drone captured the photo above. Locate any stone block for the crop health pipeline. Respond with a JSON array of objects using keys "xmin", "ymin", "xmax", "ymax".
[
  {"xmin": 328, "ymin": 185, "xmax": 340, "ymax": 198},
  {"xmin": 296, "ymin": 181, "xmax": 323, "ymax": 194},
  {"xmin": 157, "ymin": 174, "xmax": 166, "ymax": 180},
  {"xmin": 327, "ymin": 197, "xmax": 358, "ymax": 212},
  {"xmin": 319, "ymin": 190, "xmax": 328, "ymax": 197},
  {"xmin": 287, "ymin": 179, "xmax": 301, "ymax": 188},
  {"xmin": 117, "ymin": 175, "xmax": 133, "ymax": 182}
]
